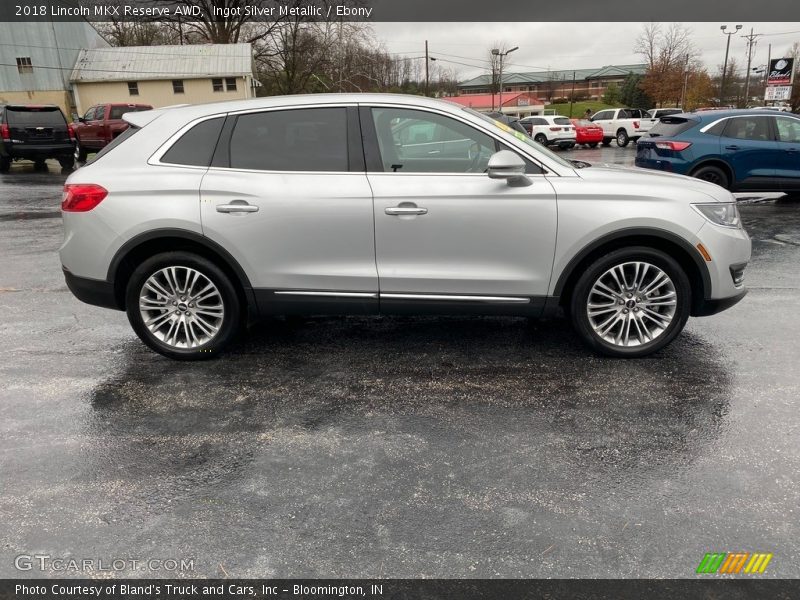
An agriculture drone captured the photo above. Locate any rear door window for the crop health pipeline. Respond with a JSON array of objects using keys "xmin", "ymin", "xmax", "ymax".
[
  {"xmin": 229, "ymin": 107, "xmax": 348, "ymax": 172},
  {"xmin": 160, "ymin": 117, "xmax": 224, "ymax": 167},
  {"xmin": 722, "ymin": 116, "xmax": 772, "ymax": 141}
]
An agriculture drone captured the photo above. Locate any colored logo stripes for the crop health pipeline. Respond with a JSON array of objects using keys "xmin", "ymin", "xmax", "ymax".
[{"xmin": 696, "ymin": 552, "xmax": 773, "ymax": 574}]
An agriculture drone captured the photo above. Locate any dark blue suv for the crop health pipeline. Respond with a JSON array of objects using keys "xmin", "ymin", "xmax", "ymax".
[{"xmin": 636, "ymin": 109, "xmax": 800, "ymax": 197}]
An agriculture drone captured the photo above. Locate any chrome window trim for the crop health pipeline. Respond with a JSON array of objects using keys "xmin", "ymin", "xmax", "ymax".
[{"xmin": 698, "ymin": 113, "xmax": 783, "ymax": 134}]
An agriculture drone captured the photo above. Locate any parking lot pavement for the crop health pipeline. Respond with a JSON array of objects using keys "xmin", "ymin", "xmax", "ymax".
[{"xmin": 1, "ymin": 158, "xmax": 799, "ymax": 579}]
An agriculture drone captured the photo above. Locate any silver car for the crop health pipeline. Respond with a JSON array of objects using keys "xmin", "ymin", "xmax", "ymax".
[{"xmin": 60, "ymin": 94, "xmax": 751, "ymax": 360}]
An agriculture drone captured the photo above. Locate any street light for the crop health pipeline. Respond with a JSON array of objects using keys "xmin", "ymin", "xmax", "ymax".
[
  {"xmin": 492, "ymin": 46, "xmax": 519, "ymax": 113},
  {"xmin": 720, "ymin": 24, "xmax": 742, "ymax": 106}
]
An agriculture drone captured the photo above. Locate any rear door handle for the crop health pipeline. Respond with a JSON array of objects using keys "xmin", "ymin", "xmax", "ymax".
[
  {"xmin": 216, "ymin": 201, "xmax": 259, "ymax": 213},
  {"xmin": 725, "ymin": 145, "xmax": 740, "ymax": 151},
  {"xmin": 787, "ymin": 148, "xmax": 799, "ymax": 152},
  {"xmin": 385, "ymin": 206, "xmax": 428, "ymax": 216}
]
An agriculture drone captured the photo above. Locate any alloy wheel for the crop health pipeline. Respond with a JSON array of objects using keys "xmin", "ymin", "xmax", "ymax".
[
  {"xmin": 138, "ymin": 266, "xmax": 224, "ymax": 348},
  {"xmin": 586, "ymin": 261, "xmax": 677, "ymax": 347}
]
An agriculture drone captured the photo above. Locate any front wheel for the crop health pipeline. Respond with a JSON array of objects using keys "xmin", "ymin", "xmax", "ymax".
[
  {"xmin": 59, "ymin": 155, "xmax": 75, "ymax": 170},
  {"xmin": 569, "ymin": 247, "xmax": 691, "ymax": 357},
  {"xmin": 125, "ymin": 252, "xmax": 243, "ymax": 360},
  {"xmin": 601, "ymin": 137, "xmax": 612, "ymax": 147}
]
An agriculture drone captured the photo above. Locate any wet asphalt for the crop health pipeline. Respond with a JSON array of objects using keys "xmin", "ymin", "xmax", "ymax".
[{"xmin": 0, "ymin": 149, "xmax": 799, "ymax": 579}]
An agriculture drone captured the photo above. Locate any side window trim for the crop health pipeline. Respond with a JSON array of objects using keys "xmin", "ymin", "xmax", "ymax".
[{"xmin": 150, "ymin": 113, "xmax": 229, "ymax": 169}]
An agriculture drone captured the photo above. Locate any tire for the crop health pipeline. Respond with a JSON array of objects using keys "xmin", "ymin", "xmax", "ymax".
[
  {"xmin": 59, "ymin": 155, "xmax": 75, "ymax": 170},
  {"xmin": 559, "ymin": 142, "xmax": 575, "ymax": 150},
  {"xmin": 691, "ymin": 164, "xmax": 730, "ymax": 190},
  {"xmin": 588, "ymin": 142, "xmax": 599, "ymax": 148},
  {"xmin": 0, "ymin": 155, "xmax": 10, "ymax": 173},
  {"xmin": 601, "ymin": 137, "xmax": 612, "ymax": 147},
  {"xmin": 616, "ymin": 129, "xmax": 630, "ymax": 147},
  {"xmin": 33, "ymin": 159, "xmax": 47, "ymax": 171},
  {"xmin": 569, "ymin": 246, "xmax": 691, "ymax": 358},
  {"xmin": 125, "ymin": 252, "xmax": 243, "ymax": 360},
  {"xmin": 74, "ymin": 142, "xmax": 87, "ymax": 162},
  {"xmin": 534, "ymin": 133, "xmax": 548, "ymax": 145}
]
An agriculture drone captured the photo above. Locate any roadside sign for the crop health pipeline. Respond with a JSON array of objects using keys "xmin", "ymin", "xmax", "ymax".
[
  {"xmin": 764, "ymin": 86, "xmax": 792, "ymax": 101},
  {"xmin": 767, "ymin": 58, "xmax": 795, "ymax": 86}
]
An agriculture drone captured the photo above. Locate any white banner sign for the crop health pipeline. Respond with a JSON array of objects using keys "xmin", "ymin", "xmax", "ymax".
[{"xmin": 764, "ymin": 86, "xmax": 792, "ymax": 101}]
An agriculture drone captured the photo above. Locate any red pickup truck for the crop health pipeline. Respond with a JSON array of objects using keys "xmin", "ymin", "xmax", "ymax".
[{"xmin": 72, "ymin": 103, "xmax": 152, "ymax": 161}]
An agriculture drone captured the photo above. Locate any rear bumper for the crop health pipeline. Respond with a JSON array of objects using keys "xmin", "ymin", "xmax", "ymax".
[
  {"xmin": 694, "ymin": 288, "xmax": 747, "ymax": 316},
  {"xmin": 2, "ymin": 142, "xmax": 74, "ymax": 159},
  {"xmin": 63, "ymin": 268, "xmax": 121, "ymax": 310}
]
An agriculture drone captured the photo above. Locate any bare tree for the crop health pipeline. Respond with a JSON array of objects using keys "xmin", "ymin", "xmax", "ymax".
[{"xmin": 635, "ymin": 23, "xmax": 699, "ymax": 107}]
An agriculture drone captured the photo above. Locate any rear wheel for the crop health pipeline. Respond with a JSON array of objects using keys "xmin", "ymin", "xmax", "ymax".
[
  {"xmin": 616, "ymin": 129, "xmax": 630, "ymax": 147},
  {"xmin": 0, "ymin": 156, "xmax": 10, "ymax": 172},
  {"xmin": 74, "ymin": 142, "xmax": 87, "ymax": 162},
  {"xmin": 559, "ymin": 142, "xmax": 575, "ymax": 150},
  {"xmin": 125, "ymin": 252, "xmax": 243, "ymax": 360},
  {"xmin": 588, "ymin": 142, "xmax": 599, "ymax": 148},
  {"xmin": 691, "ymin": 164, "xmax": 730, "ymax": 189},
  {"xmin": 570, "ymin": 247, "xmax": 690, "ymax": 358},
  {"xmin": 534, "ymin": 133, "xmax": 548, "ymax": 145}
]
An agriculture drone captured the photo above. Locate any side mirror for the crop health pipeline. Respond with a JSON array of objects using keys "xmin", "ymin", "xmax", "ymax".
[
  {"xmin": 77, "ymin": 117, "xmax": 86, "ymax": 123},
  {"xmin": 487, "ymin": 150, "xmax": 531, "ymax": 187}
]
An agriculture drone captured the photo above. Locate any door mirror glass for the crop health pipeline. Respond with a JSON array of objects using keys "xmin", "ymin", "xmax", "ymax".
[{"xmin": 487, "ymin": 150, "xmax": 530, "ymax": 186}]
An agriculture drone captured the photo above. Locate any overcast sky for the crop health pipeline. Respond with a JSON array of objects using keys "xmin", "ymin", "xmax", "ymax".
[{"xmin": 370, "ymin": 22, "xmax": 800, "ymax": 81}]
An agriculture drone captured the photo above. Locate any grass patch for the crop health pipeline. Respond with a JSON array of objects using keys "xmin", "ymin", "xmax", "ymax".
[{"xmin": 544, "ymin": 101, "xmax": 617, "ymax": 118}]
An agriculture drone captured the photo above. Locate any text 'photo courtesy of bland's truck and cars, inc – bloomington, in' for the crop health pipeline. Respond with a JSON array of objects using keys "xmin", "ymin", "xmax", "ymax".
[{"xmin": 1, "ymin": 0, "xmax": 800, "ymax": 598}]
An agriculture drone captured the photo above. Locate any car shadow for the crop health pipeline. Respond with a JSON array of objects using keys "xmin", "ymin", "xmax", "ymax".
[{"xmin": 84, "ymin": 316, "xmax": 734, "ymax": 510}]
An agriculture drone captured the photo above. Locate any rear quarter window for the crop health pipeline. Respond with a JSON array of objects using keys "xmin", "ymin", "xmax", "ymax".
[
  {"xmin": 86, "ymin": 126, "xmax": 139, "ymax": 164},
  {"xmin": 160, "ymin": 117, "xmax": 224, "ymax": 167}
]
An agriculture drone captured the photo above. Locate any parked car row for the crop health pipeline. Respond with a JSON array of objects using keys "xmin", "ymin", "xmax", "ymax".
[{"xmin": 0, "ymin": 102, "xmax": 150, "ymax": 172}]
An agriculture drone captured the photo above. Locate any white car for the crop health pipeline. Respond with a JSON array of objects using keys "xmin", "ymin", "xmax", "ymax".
[{"xmin": 518, "ymin": 115, "xmax": 577, "ymax": 149}]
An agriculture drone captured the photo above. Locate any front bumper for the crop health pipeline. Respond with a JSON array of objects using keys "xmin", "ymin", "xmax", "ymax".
[
  {"xmin": 63, "ymin": 268, "xmax": 121, "ymax": 310},
  {"xmin": 694, "ymin": 288, "xmax": 747, "ymax": 316}
]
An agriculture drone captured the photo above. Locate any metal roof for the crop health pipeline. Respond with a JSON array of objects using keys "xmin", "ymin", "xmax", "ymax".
[
  {"xmin": 459, "ymin": 64, "xmax": 647, "ymax": 88},
  {"xmin": 70, "ymin": 43, "xmax": 253, "ymax": 83}
]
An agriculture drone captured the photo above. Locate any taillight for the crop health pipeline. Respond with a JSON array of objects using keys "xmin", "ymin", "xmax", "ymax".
[
  {"xmin": 655, "ymin": 141, "xmax": 692, "ymax": 151},
  {"xmin": 1, "ymin": 123, "xmax": 9, "ymax": 141},
  {"xmin": 633, "ymin": 121, "xmax": 640, "ymax": 129},
  {"xmin": 67, "ymin": 124, "xmax": 76, "ymax": 141},
  {"xmin": 62, "ymin": 184, "xmax": 108, "ymax": 212},
  {"xmin": 549, "ymin": 126, "xmax": 561, "ymax": 131}
]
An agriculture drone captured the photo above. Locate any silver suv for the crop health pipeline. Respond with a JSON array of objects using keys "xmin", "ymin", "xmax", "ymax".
[{"xmin": 60, "ymin": 94, "xmax": 751, "ymax": 360}]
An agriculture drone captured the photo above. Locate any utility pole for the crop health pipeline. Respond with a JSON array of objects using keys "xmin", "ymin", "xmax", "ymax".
[
  {"xmin": 492, "ymin": 46, "xmax": 518, "ymax": 114},
  {"xmin": 569, "ymin": 70, "xmax": 576, "ymax": 118},
  {"xmin": 424, "ymin": 40, "xmax": 429, "ymax": 97},
  {"xmin": 765, "ymin": 43, "xmax": 772, "ymax": 106},
  {"xmin": 680, "ymin": 53, "xmax": 690, "ymax": 110},
  {"xmin": 742, "ymin": 28, "xmax": 762, "ymax": 107},
  {"xmin": 720, "ymin": 24, "xmax": 742, "ymax": 106}
]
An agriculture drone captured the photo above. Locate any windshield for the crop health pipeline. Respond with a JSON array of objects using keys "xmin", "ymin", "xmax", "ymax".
[{"xmin": 464, "ymin": 108, "xmax": 575, "ymax": 170}]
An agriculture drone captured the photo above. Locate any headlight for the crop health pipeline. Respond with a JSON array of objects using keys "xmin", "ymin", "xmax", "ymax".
[{"xmin": 692, "ymin": 202, "xmax": 741, "ymax": 228}]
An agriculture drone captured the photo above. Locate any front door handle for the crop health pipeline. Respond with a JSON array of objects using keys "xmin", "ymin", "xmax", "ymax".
[
  {"xmin": 385, "ymin": 206, "xmax": 428, "ymax": 216},
  {"xmin": 216, "ymin": 201, "xmax": 259, "ymax": 214},
  {"xmin": 725, "ymin": 145, "xmax": 740, "ymax": 151}
]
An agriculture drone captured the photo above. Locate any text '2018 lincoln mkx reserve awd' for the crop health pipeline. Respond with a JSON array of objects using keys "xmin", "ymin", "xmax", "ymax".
[{"xmin": 60, "ymin": 94, "xmax": 751, "ymax": 360}]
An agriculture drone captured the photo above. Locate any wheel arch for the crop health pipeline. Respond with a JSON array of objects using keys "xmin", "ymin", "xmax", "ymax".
[
  {"xmin": 107, "ymin": 229, "xmax": 255, "ymax": 313},
  {"xmin": 553, "ymin": 228, "xmax": 711, "ymax": 316}
]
